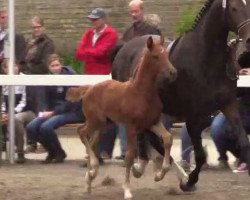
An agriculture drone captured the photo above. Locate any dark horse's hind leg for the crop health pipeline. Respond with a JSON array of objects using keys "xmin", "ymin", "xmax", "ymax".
[
  {"xmin": 222, "ymin": 102, "xmax": 250, "ymax": 175},
  {"xmin": 137, "ymin": 130, "xmax": 165, "ymax": 160},
  {"xmin": 180, "ymin": 116, "xmax": 210, "ymax": 192}
]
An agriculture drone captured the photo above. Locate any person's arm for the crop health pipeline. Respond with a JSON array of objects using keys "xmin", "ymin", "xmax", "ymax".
[
  {"xmin": 75, "ymin": 30, "xmax": 94, "ymax": 62},
  {"xmin": 37, "ymin": 41, "xmax": 55, "ymax": 74},
  {"xmin": 14, "ymin": 86, "xmax": 27, "ymax": 113},
  {"xmin": 15, "ymin": 33, "xmax": 27, "ymax": 65},
  {"xmin": 1, "ymin": 86, "xmax": 7, "ymax": 114},
  {"xmin": 1, "ymin": 97, "xmax": 6, "ymax": 114},
  {"xmin": 76, "ymin": 30, "xmax": 118, "ymax": 61},
  {"xmin": 239, "ymin": 68, "xmax": 250, "ymax": 75},
  {"xmin": 29, "ymin": 40, "xmax": 55, "ymax": 74}
]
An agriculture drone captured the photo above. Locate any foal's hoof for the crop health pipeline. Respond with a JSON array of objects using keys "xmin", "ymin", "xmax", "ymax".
[
  {"xmin": 154, "ymin": 173, "xmax": 163, "ymax": 182},
  {"xmin": 179, "ymin": 181, "xmax": 196, "ymax": 192},
  {"xmin": 132, "ymin": 163, "xmax": 143, "ymax": 178}
]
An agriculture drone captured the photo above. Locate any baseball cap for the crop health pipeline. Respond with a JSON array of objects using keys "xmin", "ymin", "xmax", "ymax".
[{"xmin": 87, "ymin": 8, "xmax": 106, "ymax": 19}]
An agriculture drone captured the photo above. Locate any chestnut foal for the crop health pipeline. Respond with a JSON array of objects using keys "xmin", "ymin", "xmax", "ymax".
[{"xmin": 67, "ymin": 36, "xmax": 187, "ymax": 199}]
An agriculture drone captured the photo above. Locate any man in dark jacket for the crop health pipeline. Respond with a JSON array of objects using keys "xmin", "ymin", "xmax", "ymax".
[{"xmin": 122, "ymin": 0, "xmax": 161, "ymax": 42}]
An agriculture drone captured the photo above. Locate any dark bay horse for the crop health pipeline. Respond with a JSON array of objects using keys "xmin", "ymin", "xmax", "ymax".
[
  {"xmin": 112, "ymin": 0, "xmax": 250, "ymax": 192},
  {"xmin": 67, "ymin": 36, "xmax": 183, "ymax": 199}
]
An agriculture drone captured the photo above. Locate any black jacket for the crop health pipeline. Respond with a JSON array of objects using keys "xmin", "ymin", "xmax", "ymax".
[
  {"xmin": 122, "ymin": 20, "xmax": 161, "ymax": 42},
  {"xmin": 24, "ymin": 34, "xmax": 55, "ymax": 74},
  {"xmin": 42, "ymin": 67, "xmax": 83, "ymax": 116}
]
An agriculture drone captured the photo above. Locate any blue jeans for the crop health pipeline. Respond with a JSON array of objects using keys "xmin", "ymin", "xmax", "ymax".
[
  {"xmin": 26, "ymin": 112, "xmax": 84, "ymax": 153},
  {"xmin": 210, "ymin": 112, "xmax": 240, "ymax": 161},
  {"xmin": 99, "ymin": 123, "xmax": 117, "ymax": 157},
  {"xmin": 181, "ymin": 125, "xmax": 193, "ymax": 163},
  {"xmin": 99, "ymin": 123, "xmax": 127, "ymax": 157},
  {"xmin": 181, "ymin": 116, "xmax": 213, "ymax": 162},
  {"xmin": 118, "ymin": 123, "xmax": 127, "ymax": 156}
]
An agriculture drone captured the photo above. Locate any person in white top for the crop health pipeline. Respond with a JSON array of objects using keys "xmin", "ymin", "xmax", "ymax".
[{"xmin": 1, "ymin": 59, "xmax": 36, "ymax": 163}]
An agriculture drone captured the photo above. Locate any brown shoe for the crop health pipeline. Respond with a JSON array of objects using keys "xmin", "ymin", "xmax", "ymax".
[
  {"xmin": 16, "ymin": 153, "xmax": 26, "ymax": 164},
  {"xmin": 41, "ymin": 152, "xmax": 56, "ymax": 164},
  {"xmin": 54, "ymin": 150, "xmax": 67, "ymax": 163}
]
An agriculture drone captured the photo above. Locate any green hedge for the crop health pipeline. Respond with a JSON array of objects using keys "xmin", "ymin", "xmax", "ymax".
[
  {"xmin": 175, "ymin": 5, "xmax": 199, "ymax": 35},
  {"xmin": 61, "ymin": 54, "xmax": 83, "ymax": 74}
]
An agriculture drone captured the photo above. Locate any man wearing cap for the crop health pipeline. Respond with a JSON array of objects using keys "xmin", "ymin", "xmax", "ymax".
[{"xmin": 75, "ymin": 8, "xmax": 118, "ymax": 74}]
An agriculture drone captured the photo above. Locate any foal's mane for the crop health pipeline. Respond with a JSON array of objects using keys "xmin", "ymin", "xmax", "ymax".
[
  {"xmin": 188, "ymin": 0, "xmax": 215, "ymax": 32},
  {"xmin": 131, "ymin": 47, "xmax": 148, "ymax": 79}
]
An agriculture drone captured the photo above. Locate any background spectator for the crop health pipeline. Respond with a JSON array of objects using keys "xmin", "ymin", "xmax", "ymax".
[
  {"xmin": 24, "ymin": 16, "xmax": 55, "ymax": 74},
  {"xmin": 122, "ymin": 0, "xmax": 161, "ymax": 42},
  {"xmin": 1, "ymin": 59, "xmax": 37, "ymax": 163},
  {"xmin": 0, "ymin": 7, "xmax": 26, "ymax": 70},
  {"xmin": 26, "ymin": 54, "xmax": 84, "ymax": 164},
  {"xmin": 75, "ymin": 7, "xmax": 118, "ymax": 74}
]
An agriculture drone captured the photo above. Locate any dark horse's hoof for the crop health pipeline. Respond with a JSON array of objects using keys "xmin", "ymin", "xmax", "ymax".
[{"xmin": 179, "ymin": 182, "xmax": 196, "ymax": 192}]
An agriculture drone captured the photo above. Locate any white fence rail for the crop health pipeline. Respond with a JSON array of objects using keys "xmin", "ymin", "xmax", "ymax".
[
  {"xmin": 0, "ymin": 74, "xmax": 250, "ymax": 87},
  {"xmin": 0, "ymin": 74, "xmax": 112, "ymax": 86}
]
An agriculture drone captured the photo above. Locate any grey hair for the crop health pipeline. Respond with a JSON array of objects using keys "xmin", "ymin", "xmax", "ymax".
[{"xmin": 144, "ymin": 14, "xmax": 161, "ymax": 28}]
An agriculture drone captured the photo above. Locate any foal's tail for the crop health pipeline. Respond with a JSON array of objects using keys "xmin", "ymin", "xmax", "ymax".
[{"xmin": 66, "ymin": 85, "xmax": 91, "ymax": 102}]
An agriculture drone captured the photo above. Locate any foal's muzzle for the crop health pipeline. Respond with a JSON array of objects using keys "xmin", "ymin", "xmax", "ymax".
[{"xmin": 163, "ymin": 67, "xmax": 177, "ymax": 83}]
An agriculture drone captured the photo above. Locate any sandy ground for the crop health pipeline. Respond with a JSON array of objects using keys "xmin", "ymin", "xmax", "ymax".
[{"xmin": 0, "ymin": 133, "xmax": 250, "ymax": 200}]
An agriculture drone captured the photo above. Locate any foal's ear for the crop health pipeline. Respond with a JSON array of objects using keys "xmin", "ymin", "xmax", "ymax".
[{"xmin": 147, "ymin": 36, "xmax": 154, "ymax": 51}]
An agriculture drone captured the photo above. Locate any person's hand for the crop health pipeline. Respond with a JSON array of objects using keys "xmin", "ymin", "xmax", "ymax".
[
  {"xmin": 0, "ymin": 52, "xmax": 4, "ymax": 62},
  {"xmin": 39, "ymin": 111, "xmax": 54, "ymax": 119},
  {"xmin": 239, "ymin": 68, "xmax": 250, "ymax": 75},
  {"xmin": 43, "ymin": 111, "xmax": 54, "ymax": 119},
  {"xmin": 1, "ymin": 114, "xmax": 9, "ymax": 125}
]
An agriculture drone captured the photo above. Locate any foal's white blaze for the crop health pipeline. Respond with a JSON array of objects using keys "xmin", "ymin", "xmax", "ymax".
[{"xmin": 242, "ymin": 0, "xmax": 247, "ymax": 5}]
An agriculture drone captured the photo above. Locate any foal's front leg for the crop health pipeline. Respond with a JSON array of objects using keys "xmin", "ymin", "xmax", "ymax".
[
  {"xmin": 78, "ymin": 124, "xmax": 100, "ymax": 193},
  {"xmin": 123, "ymin": 126, "xmax": 137, "ymax": 200}
]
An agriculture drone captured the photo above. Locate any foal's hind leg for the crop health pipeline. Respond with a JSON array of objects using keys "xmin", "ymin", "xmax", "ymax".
[
  {"xmin": 150, "ymin": 121, "xmax": 188, "ymax": 182},
  {"xmin": 150, "ymin": 121, "xmax": 173, "ymax": 181},
  {"xmin": 77, "ymin": 122, "xmax": 101, "ymax": 193}
]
